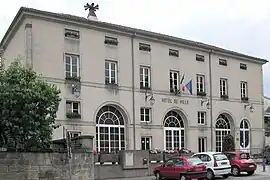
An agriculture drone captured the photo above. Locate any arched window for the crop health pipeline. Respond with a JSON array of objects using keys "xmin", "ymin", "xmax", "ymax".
[
  {"xmin": 163, "ymin": 110, "xmax": 185, "ymax": 150},
  {"xmin": 96, "ymin": 105, "xmax": 125, "ymax": 153},
  {"xmin": 215, "ymin": 114, "xmax": 231, "ymax": 152},
  {"xmin": 240, "ymin": 119, "xmax": 250, "ymax": 151}
]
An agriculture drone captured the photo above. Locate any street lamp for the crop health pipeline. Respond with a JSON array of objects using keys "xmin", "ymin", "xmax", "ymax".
[
  {"xmin": 145, "ymin": 91, "xmax": 155, "ymax": 105},
  {"xmin": 244, "ymin": 103, "xmax": 254, "ymax": 113},
  {"xmin": 201, "ymin": 99, "xmax": 210, "ymax": 110}
]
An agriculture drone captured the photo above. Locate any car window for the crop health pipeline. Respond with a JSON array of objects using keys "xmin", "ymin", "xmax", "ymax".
[
  {"xmin": 214, "ymin": 153, "xmax": 228, "ymax": 161},
  {"xmin": 239, "ymin": 153, "xmax": 250, "ymax": 160},
  {"xmin": 225, "ymin": 153, "xmax": 235, "ymax": 160},
  {"xmin": 200, "ymin": 154, "xmax": 211, "ymax": 162},
  {"xmin": 174, "ymin": 159, "xmax": 184, "ymax": 167},
  {"xmin": 165, "ymin": 159, "xmax": 174, "ymax": 167},
  {"xmin": 187, "ymin": 158, "xmax": 203, "ymax": 166}
]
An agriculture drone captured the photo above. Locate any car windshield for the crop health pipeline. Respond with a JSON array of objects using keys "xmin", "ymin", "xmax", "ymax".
[
  {"xmin": 239, "ymin": 153, "xmax": 250, "ymax": 160},
  {"xmin": 187, "ymin": 158, "xmax": 204, "ymax": 165},
  {"xmin": 214, "ymin": 153, "xmax": 228, "ymax": 161}
]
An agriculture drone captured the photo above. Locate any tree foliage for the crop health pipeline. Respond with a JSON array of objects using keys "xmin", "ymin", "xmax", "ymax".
[
  {"xmin": 0, "ymin": 60, "xmax": 61, "ymax": 150},
  {"xmin": 222, "ymin": 134, "xmax": 235, "ymax": 152}
]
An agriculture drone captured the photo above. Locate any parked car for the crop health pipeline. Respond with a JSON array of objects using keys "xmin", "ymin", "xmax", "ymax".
[
  {"xmin": 223, "ymin": 151, "xmax": 257, "ymax": 176},
  {"xmin": 153, "ymin": 157, "xmax": 207, "ymax": 180},
  {"xmin": 192, "ymin": 152, "xmax": 231, "ymax": 180}
]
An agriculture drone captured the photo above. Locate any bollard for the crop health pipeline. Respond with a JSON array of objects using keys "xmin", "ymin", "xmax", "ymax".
[{"xmin": 263, "ymin": 156, "xmax": 266, "ymax": 172}]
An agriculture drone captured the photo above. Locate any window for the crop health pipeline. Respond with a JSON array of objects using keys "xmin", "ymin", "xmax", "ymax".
[
  {"xmin": 169, "ymin": 71, "xmax": 179, "ymax": 92},
  {"xmin": 141, "ymin": 137, "xmax": 151, "ymax": 150},
  {"xmin": 104, "ymin": 36, "xmax": 118, "ymax": 46},
  {"xmin": 64, "ymin": 29, "xmax": 80, "ymax": 39},
  {"xmin": 196, "ymin": 75, "xmax": 205, "ymax": 93},
  {"xmin": 213, "ymin": 153, "xmax": 228, "ymax": 161},
  {"xmin": 198, "ymin": 112, "xmax": 206, "ymax": 125},
  {"xmin": 240, "ymin": 63, "xmax": 247, "ymax": 70},
  {"xmin": 140, "ymin": 66, "xmax": 151, "ymax": 89},
  {"xmin": 174, "ymin": 159, "xmax": 184, "ymax": 166},
  {"xmin": 196, "ymin": 54, "xmax": 204, "ymax": 62},
  {"xmin": 165, "ymin": 159, "xmax": 174, "ymax": 167},
  {"xmin": 219, "ymin": 59, "xmax": 227, "ymax": 66},
  {"xmin": 105, "ymin": 60, "xmax": 117, "ymax": 84},
  {"xmin": 225, "ymin": 153, "xmax": 236, "ymax": 160},
  {"xmin": 140, "ymin": 108, "xmax": 151, "ymax": 122},
  {"xmin": 240, "ymin": 81, "xmax": 248, "ymax": 98},
  {"xmin": 198, "ymin": 137, "xmax": 207, "ymax": 152},
  {"xmin": 139, "ymin": 43, "xmax": 151, "ymax": 52},
  {"xmin": 169, "ymin": 49, "xmax": 179, "ymax": 57},
  {"xmin": 68, "ymin": 131, "xmax": 81, "ymax": 138},
  {"xmin": 65, "ymin": 54, "xmax": 80, "ymax": 78},
  {"xmin": 220, "ymin": 78, "xmax": 228, "ymax": 97},
  {"xmin": 66, "ymin": 101, "xmax": 80, "ymax": 114}
]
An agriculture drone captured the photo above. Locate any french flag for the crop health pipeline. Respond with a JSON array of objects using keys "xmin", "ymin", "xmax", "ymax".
[{"xmin": 182, "ymin": 80, "xmax": 192, "ymax": 95}]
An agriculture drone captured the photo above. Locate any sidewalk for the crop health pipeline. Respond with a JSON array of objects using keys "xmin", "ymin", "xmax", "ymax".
[{"xmin": 255, "ymin": 164, "xmax": 270, "ymax": 175}]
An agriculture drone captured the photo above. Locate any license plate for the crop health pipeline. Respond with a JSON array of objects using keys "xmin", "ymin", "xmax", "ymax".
[
  {"xmin": 196, "ymin": 168, "xmax": 203, "ymax": 171},
  {"xmin": 249, "ymin": 165, "xmax": 255, "ymax": 168},
  {"xmin": 221, "ymin": 162, "xmax": 227, "ymax": 165}
]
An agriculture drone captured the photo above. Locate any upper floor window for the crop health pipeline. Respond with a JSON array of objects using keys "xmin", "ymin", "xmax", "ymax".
[
  {"xmin": 139, "ymin": 43, "xmax": 151, "ymax": 52},
  {"xmin": 65, "ymin": 54, "xmax": 80, "ymax": 79},
  {"xmin": 196, "ymin": 54, "xmax": 205, "ymax": 62},
  {"xmin": 169, "ymin": 49, "xmax": 179, "ymax": 57},
  {"xmin": 198, "ymin": 112, "xmax": 206, "ymax": 125},
  {"xmin": 104, "ymin": 36, "xmax": 118, "ymax": 46},
  {"xmin": 219, "ymin": 59, "xmax": 227, "ymax": 66},
  {"xmin": 105, "ymin": 60, "xmax": 117, "ymax": 85},
  {"xmin": 66, "ymin": 101, "xmax": 81, "ymax": 119},
  {"xmin": 140, "ymin": 108, "xmax": 151, "ymax": 122},
  {"xmin": 220, "ymin": 78, "xmax": 228, "ymax": 98},
  {"xmin": 64, "ymin": 29, "xmax": 80, "ymax": 39},
  {"xmin": 240, "ymin": 63, "xmax": 247, "ymax": 70},
  {"xmin": 240, "ymin": 81, "xmax": 248, "ymax": 99},
  {"xmin": 196, "ymin": 74, "xmax": 205, "ymax": 93},
  {"xmin": 169, "ymin": 71, "xmax": 179, "ymax": 92},
  {"xmin": 140, "ymin": 66, "xmax": 151, "ymax": 89}
]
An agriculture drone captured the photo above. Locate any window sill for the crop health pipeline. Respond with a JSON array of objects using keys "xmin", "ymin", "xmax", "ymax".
[
  {"xmin": 241, "ymin": 97, "xmax": 249, "ymax": 102},
  {"xmin": 140, "ymin": 87, "xmax": 151, "ymax": 90},
  {"xmin": 105, "ymin": 43, "xmax": 118, "ymax": 48},
  {"xmin": 140, "ymin": 121, "xmax": 151, "ymax": 125},
  {"xmin": 65, "ymin": 77, "xmax": 81, "ymax": 83},
  {"xmin": 64, "ymin": 37, "xmax": 80, "ymax": 41}
]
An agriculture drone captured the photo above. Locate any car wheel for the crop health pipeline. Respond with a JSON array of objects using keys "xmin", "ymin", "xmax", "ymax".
[
  {"xmin": 223, "ymin": 174, "xmax": 229, "ymax": 179},
  {"xmin": 155, "ymin": 171, "xmax": 162, "ymax": 180},
  {"xmin": 206, "ymin": 169, "xmax": 214, "ymax": 180},
  {"xmin": 247, "ymin": 170, "xmax": 255, "ymax": 176},
  {"xmin": 231, "ymin": 166, "xmax": 240, "ymax": 176}
]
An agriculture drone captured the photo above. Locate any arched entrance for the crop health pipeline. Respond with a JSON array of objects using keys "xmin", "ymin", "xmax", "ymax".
[
  {"xmin": 96, "ymin": 105, "xmax": 125, "ymax": 153},
  {"xmin": 163, "ymin": 110, "xmax": 185, "ymax": 150},
  {"xmin": 240, "ymin": 119, "xmax": 250, "ymax": 152},
  {"xmin": 215, "ymin": 114, "xmax": 231, "ymax": 152}
]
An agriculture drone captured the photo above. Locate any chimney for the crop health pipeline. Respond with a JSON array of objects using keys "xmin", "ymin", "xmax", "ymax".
[{"xmin": 84, "ymin": 3, "xmax": 99, "ymax": 21}]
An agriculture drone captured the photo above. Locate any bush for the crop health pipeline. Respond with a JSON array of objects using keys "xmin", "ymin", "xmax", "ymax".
[{"xmin": 222, "ymin": 134, "xmax": 235, "ymax": 152}]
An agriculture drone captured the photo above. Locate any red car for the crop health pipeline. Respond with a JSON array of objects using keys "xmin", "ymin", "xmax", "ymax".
[
  {"xmin": 224, "ymin": 151, "xmax": 257, "ymax": 176},
  {"xmin": 153, "ymin": 157, "xmax": 207, "ymax": 180}
]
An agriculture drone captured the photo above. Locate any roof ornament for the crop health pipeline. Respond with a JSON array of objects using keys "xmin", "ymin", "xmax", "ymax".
[{"xmin": 84, "ymin": 2, "xmax": 99, "ymax": 21}]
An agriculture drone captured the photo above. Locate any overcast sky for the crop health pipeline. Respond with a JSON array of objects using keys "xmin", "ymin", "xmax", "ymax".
[{"xmin": 0, "ymin": 0, "xmax": 270, "ymax": 96}]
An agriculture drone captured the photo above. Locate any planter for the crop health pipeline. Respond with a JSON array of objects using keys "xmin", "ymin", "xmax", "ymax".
[
  {"xmin": 149, "ymin": 153, "xmax": 163, "ymax": 162},
  {"xmin": 65, "ymin": 76, "xmax": 80, "ymax": 82},
  {"xmin": 99, "ymin": 153, "xmax": 119, "ymax": 164},
  {"xmin": 197, "ymin": 91, "xmax": 207, "ymax": 96},
  {"xmin": 220, "ymin": 95, "xmax": 229, "ymax": 100},
  {"xmin": 241, "ymin": 97, "xmax": 249, "ymax": 102},
  {"xmin": 66, "ymin": 112, "xmax": 81, "ymax": 119}
]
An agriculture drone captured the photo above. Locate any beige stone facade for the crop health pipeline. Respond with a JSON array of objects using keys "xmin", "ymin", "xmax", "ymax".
[{"xmin": 0, "ymin": 7, "xmax": 267, "ymax": 153}]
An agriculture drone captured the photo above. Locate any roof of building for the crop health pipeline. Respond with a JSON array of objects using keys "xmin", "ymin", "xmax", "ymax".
[{"xmin": 0, "ymin": 7, "xmax": 268, "ymax": 64}]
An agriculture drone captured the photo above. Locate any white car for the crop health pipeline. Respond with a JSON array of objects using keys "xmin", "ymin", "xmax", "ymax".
[{"xmin": 191, "ymin": 152, "xmax": 231, "ymax": 179}]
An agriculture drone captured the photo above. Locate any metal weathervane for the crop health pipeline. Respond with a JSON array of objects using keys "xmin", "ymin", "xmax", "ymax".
[{"xmin": 84, "ymin": 2, "xmax": 99, "ymax": 18}]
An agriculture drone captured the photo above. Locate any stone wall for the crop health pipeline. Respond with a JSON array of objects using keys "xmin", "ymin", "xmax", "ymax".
[{"xmin": 0, "ymin": 136, "xmax": 94, "ymax": 180}]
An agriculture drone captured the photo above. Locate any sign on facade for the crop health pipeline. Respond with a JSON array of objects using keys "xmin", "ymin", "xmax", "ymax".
[{"xmin": 161, "ymin": 98, "xmax": 188, "ymax": 105}]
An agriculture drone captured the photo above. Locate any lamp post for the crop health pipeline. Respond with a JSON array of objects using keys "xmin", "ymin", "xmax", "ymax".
[
  {"xmin": 244, "ymin": 103, "xmax": 254, "ymax": 113},
  {"xmin": 201, "ymin": 99, "xmax": 210, "ymax": 110},
  {"xmin": 145, "ymin": 91, "xmax": 155, "ymax": 105}
]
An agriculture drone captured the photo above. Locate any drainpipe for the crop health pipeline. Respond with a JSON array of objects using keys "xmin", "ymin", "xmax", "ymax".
[
  {"xmin": 208, "ymin": 49, "xmax": 214, "ymax": 151},
  {"xmin": 131, "ymin": 32, "xmax": 136, "ymax": 150}
]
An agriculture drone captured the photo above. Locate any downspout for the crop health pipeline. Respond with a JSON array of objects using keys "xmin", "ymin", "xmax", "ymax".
[
  {"xmin": 131, "ymin": 32, "xmax": 136, "ymax": 150},
  {"xmin": 208, "ymin": 49, "xmax": 214, "ymax": 151}
]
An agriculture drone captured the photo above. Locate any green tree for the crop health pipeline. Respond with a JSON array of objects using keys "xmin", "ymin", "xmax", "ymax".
[
  {"xmin": 0, "ymin": 59, "xmax": 61, "ymax": 150},
  {"xmin": 222, "ymin": 134, "xmax": 235, "ymax": 152}
]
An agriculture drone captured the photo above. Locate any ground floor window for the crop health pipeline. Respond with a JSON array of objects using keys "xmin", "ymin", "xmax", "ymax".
[
  {"xmin": 141, "ymin": 136, "xmax": 151, "ymax": 150},
  {"xmin": 215, "ymin": 114, "xmax": 231, "ymax": 152},
  {"xmin": 240, "ymin": 119, "xmax": 250, "ymax": 151},
  {"xmin": 163, "ymin": 110, "xmax": 185, "ymax": 150},
  {"xmin": 198, "ymin": 137, "xmax": 207, "ymax": 152}
]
